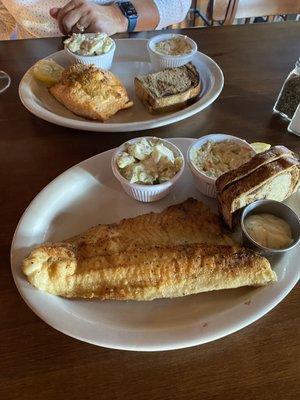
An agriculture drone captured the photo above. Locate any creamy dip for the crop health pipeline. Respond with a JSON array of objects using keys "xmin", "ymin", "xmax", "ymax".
[
  {"xmin": 192, "ymin": 140, "xmax": 254, "ymax": 179},
  {"xmin": 244, "ymin": 213, "xmax": 293, "ymax": 249},
  {"xmin": 116, "ymin": 138, "xmax": 183, "ymax": 185},
  {"xmin": 154, "ymin": 37, "xmax": 192, "ymax": 56},
  {"xmin": 64, "ymin": 33, "xmax": 114, "ymax": 56}
]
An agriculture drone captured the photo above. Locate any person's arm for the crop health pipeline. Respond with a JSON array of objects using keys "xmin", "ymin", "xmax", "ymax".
[
  {"xmin": 128, "ymin": 0, "xmax": 160, "ymax": 31},
  {"xmin": 50, "ymin": 0, "xmax": 160, "ymax": 35},
  {"xmin": 50, "ymin": 0, "xmax": 191, "ymax": 36},
  {"xmin": 154, "ymin": 0, "xmax": 192, "ymax": 30}
]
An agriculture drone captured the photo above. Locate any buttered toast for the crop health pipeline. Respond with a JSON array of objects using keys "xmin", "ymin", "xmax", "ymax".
[{"xmin": 135, "ymin": 62, "xmax": 200, "ymax": 113}]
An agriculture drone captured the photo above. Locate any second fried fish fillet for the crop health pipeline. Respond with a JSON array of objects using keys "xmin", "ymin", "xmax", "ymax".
[
  {"xmin": 22, "ymin": 243, "xmax": 276, "ymax": 300},
  {"xmin": 66, "ymin": 198, "xmax": 234, "ymax": 258}
]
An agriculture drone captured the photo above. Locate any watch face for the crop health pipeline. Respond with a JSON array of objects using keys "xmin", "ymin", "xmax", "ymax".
[{"xmin": 120, "ymin": 2, "xmax": 138, "ymax": 17}]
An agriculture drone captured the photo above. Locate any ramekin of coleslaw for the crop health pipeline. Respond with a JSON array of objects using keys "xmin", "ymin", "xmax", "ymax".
[
  {"xmin": 187, "ymin": 134, "xmax": 255, "ymax": 198},
  {"xmin": 112, "ymin": 137, "xmax": 185, "ymax": 202}
]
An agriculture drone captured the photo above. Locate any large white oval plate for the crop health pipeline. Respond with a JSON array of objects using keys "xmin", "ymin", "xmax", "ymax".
[
  {"xmin": 18, "ymin": 39, "xmax": 223, "ymax": 132},
  {"xmin": 11, "ymin": 138, "xmax": 300, "ymax": 351}
]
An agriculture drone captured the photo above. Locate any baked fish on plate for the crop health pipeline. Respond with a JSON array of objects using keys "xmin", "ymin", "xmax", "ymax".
[{"xmin": 50, "ymin": 64, "xmax": 133, "ymax": 121}]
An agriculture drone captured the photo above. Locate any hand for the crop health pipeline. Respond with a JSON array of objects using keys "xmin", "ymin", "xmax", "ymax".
[{"xmin": 50, "ymin": 0, "xmax": 127, "ymax": 36}]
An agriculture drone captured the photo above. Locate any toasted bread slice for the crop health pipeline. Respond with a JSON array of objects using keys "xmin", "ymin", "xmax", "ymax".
[
  {"xmin": 50, "ymin": 64, "xmax": 133, "ymax": 121},
  {"xmin": 216, "ymin": 145, "xmax": 294, "ymax": 194},
  {"xmin": 217, "ymin": 153, "xmax": 300, "ymax": 229},
  {"xmin": 134, "ymin": 62, "xmax": 200, "ymax": 113}
]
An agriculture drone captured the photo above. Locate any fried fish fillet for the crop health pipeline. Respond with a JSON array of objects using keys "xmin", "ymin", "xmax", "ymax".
[
  {"xmin": 65, "ymin": 198, "xmax": 234, "ymax": 258},
  {"xmin": 50, "ymin": 64, "xmax": 133, "ymax": 121},
  {"xmin": 22, "ymin": 243, "xmax": 276, "ymax": 300},
  {"xmin": 22, "ymin": 198, "xmax": 276, "ymax": 300}
]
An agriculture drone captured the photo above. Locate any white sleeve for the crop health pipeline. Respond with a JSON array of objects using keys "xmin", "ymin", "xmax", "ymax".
[
  {"xmin": 153, "ymin": 0, "xmax": 191, "ymax": 29},
  {"xmin": 0, "ymin": 0, "xmax": 111, "ymax": 37}
]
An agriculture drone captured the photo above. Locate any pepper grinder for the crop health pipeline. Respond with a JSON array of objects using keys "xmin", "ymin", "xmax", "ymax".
[{"xmin": 273, "ymin": 58, "xmax": 300, "ymax": 121}]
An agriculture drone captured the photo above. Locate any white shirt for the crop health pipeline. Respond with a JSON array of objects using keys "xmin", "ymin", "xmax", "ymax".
[{"xmin": 0, "ymin": 0, "xmax": 191, "ymax": 39}]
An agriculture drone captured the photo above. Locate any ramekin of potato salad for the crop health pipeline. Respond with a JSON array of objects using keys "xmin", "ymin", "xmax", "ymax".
[{"xmin": 112, "ymin": 137, "xmax": 184, "ymax": 202}]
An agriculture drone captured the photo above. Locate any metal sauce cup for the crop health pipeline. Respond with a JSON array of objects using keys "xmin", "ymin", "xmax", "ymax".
[{"xmin": 241, "ymin": 199, "xmax": 300, "ymax": 257}]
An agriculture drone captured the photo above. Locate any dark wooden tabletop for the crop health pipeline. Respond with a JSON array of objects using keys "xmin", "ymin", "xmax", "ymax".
[{"xmin": 1, "ymin": 21, "xmax": 299, "ymax": 400}]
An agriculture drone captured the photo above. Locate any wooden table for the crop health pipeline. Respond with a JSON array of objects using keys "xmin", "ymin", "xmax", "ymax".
[{"xmin": 1, "ymin": 22, "xmax": 299, "ymax": 400}]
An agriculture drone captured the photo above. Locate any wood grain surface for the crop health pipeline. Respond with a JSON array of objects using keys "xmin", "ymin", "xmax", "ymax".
[{"xmin": 0, "ymin": 22, "xmax": 299, "ymax": 400}]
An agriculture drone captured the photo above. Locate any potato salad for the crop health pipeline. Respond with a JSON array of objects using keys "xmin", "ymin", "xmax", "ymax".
[
  {"xmin": 116, "ymin": 138, "xmax": 183, "ymax": 185},
  {"xmin": 64, "ymin": 33, "xmax": 114, "ymax": 56}
]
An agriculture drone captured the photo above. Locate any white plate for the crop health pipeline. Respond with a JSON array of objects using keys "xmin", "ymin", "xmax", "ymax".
[
  {"xmin": 11, "ymin": 138, "xmax": 300, "ymax": 351},
  {"xmin": 18, "ymin": 39, "xmax": 224, "ymax": 132}
]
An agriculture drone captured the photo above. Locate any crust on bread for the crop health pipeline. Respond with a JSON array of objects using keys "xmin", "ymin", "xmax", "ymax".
[
  {"xmin": 218, "ymin": 156, "xmax": 300, "ymax": 228},
  {"xmin": 216, "ymin": 145, "xmax": 295, "ymax": 194},
  {"xmin": 135, "ymin": 78, "xmax": 200, "ymax": 113},
  {"xmin": 134, "ymin": 62, "xmax": 201, "ymax": 113},
  {"xmin": 49, "ymin": 64, "xmax": 133, "ymax": 121}
]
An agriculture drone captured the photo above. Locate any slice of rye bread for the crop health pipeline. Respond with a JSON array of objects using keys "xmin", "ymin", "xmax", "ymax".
[
  {"xmin": 134, "ymin": 62, "xmax": 200, "ymax": 113},
  {"xmin": 218, "ymin": 156, "xmax": 300, "ymax": 229},
  {"xmin": 216, "ymin": 145, "xmax": 295, "ymax": 194}
]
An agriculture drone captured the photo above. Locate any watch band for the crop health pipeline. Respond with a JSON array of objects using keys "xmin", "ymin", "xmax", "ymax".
[{"xmin": 115, "ymin": 1, "xmax": 138, "ymax": 33}]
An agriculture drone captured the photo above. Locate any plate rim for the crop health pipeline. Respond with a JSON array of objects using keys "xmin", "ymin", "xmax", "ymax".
[
  {"xmin": 18, "ymin": 39, "xmax": 224, "ymax": 132},
  {"xmin": 10, "ymin": 138, "xmax": 300, "ymax": 351}
]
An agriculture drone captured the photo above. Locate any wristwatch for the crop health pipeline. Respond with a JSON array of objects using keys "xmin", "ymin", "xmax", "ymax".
[{"xmin": 115, "ymin": 1, "xmax": 138, "ymax": 32}]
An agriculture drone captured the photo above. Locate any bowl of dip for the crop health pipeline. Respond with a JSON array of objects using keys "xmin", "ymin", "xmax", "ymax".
[
  {"xmin": 147, "ymin": 33, "xmax": 197, "ymax": 71},
  {"xmin": 187, "ymin": 134, "xmax": 255, "ymax": 198},
  {"xmin": 111, "ymin": 137, "xmax": 184, "ymax": 202},
  {"xmin": 64, "ymin": 32, "xmax": 115, "ymax": 70},
  {"xmin": 241, "ymin": 199, "xmax": 300, "ymax": 256}
]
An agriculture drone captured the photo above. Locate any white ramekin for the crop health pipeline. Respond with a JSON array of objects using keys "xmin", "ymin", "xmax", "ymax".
[
  {"xmin": 147, "ymin": 33, "xmax": 197, "ymax": 71},
  {"xmin": 187, "ymin": 134, "xmax": 255, "ymax": 198},
  {"xmin": 65, "ymin": 39, "xmax": 116, "ymax": 70},
  {"xmin": 111, "ymin": 137, "xmax": 185, "ymax": 203}
]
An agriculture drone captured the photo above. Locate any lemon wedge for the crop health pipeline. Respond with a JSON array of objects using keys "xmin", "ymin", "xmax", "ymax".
[
  {"xmin": 251, "ymin": 142, "xmax": 271, "ymax": 154},
  {"xmin": 33, "ymin": 59, "xmax": 64, "ymax": 87}
]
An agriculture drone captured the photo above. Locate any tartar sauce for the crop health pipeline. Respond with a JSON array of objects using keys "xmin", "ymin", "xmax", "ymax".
[
  {"xmin": 154, "ymin": 37, "xmax": 192, "ymax": 56},
  {"xmin": 244, "ymin": 213, "xmax": 293, "ymax": 249}
]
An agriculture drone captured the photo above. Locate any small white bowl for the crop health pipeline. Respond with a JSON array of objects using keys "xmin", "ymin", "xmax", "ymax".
[
  {"xmin": 65, "ymin": 39, "xmax": 116, "ymax": 70},
  {"xmin": 111, "ymin": 137, "xmax": 185, "ymax": 202},
  {"xmin": 187, "ymin": 134, "xmax": 255, "ymax": 198},
  {"xmin": 147, "ymin": 34, "xmax": 197, "ymax": 71}
]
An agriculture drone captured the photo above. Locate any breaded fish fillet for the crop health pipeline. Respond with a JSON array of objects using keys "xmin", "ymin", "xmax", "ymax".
[
  {"xmin": 65, "ymin": 198, "xmax": 234, "ymax": 257},
  {"xmin": 22, "ymin": 243, "xmax": 276, "ymax": 300},
  {"xmin": 22, "ymin": 199, "xmax": 276, "ymax": 300},
  {"xmin": 50, "ymin": 64, "xmax": 133, "ymax": 121}
]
